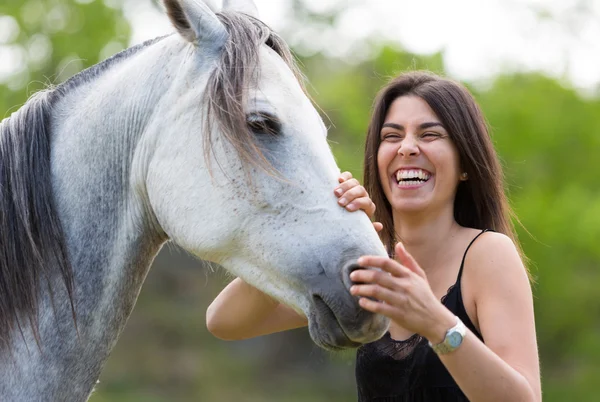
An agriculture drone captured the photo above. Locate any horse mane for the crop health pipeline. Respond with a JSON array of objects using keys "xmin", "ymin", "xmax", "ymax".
[
  {"xmin": 0, "ymin": 37, "xmax": 167, "ymax": 351},
  {"xmin": 0, "ymin": 91, "xmax": 74, "ymax": 350},
  {"xmin": 205, "ymin": 11, "xmax": 305, "ymax": 176}
]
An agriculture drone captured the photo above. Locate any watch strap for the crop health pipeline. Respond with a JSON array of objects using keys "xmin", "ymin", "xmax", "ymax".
[{"xmin": 428, "ymin": 316, "xmax": 467, "ymax": 355}]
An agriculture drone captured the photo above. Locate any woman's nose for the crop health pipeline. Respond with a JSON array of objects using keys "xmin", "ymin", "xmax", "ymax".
[{"xmin": 397, "ymin": 136, "xmax": 420, "ymax": 157}]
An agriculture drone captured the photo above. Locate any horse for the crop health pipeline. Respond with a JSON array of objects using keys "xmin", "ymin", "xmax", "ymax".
[{"xmin": 0, "ymin": 0, "xmax": 389, "ymax": 400}]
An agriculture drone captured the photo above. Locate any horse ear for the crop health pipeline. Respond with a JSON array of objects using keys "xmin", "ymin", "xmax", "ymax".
[
  {"xmin": 222, "ymin": 0, "xmax": 259, "ymax": 18},
  {"xmin": 163, "ymin": 0, "xmax": 227, "ymax": 48}
]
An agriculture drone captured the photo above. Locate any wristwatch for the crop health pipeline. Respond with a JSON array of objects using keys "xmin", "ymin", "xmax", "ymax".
[{"xmin": 428, "ymin": 316, "xmax": 467, "ymax": 355}]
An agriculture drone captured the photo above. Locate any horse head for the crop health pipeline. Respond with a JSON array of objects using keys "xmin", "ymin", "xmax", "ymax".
[{"xmin": 143, "ymin": 0, "xmax": 390, "ymax": 349}]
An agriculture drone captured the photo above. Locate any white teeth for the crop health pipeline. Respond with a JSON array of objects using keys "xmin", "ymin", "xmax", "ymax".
[
  {"xmin": 396, "ymin": 169, "xmax": 430, "ymax": 183},
  {"xmin": 398, "ymin": 180, "xmax": 423, "ymax": 187}
]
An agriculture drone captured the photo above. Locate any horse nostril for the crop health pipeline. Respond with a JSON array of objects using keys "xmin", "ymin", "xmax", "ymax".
[
  {"xmin": 342, "ymin": 261, "xmax": 364, "ymax": 291},
  {"xmin": 343, "ymin": 261, "xmax": 380, "ymax": 303}
]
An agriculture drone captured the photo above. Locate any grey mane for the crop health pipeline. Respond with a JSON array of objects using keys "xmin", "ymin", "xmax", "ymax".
[
  {"xmin": 0, "ymin": 10, "xmax": 300, "ymax": 351},
  {"xmin": 0, "ymin": 90, "xmax": 73, "ymax": 351},
  {"xmin": 0, "ymin": 36, "xmax": 167, "ymax": 351}
]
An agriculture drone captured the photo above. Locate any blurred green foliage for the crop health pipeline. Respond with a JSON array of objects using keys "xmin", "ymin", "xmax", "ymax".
[
  {"xmin": 1, "ymin": 1, "xmax": 599, "ymax": 401},
  {"xmin": 0, "ymin": 0, "xmax": 128, "ymax": 116}
]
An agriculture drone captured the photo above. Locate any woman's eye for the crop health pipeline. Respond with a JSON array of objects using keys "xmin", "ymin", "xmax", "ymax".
[
  {"xmin": 247, "ymin": 112, "xmax": 281, "ymax": 136},
  {"xmin": 382, "ymin": 133, "xmax": 402, "ymax": 141},
  {"xmin": 422, "ymin": 132, "xmax": 441, "ymax": 138}
]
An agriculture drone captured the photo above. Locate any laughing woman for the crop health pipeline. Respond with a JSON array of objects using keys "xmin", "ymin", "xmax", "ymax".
[{"xmin": 206, "ymin": 71, "xmax": 541, "ymax": 402}]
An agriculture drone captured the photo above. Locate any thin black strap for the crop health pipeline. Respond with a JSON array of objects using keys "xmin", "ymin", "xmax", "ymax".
[{"xmin": 457, "ymin": 229, "xmax": 490, "ymax": 282}]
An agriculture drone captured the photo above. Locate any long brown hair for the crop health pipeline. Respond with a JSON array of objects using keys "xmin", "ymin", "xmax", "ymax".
[{"xmin": 363, "ymin": 71, "xmax": 525, "ymax": 262}]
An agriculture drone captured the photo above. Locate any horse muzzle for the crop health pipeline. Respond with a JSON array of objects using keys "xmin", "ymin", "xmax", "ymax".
[{"xmin": 305, "ymin": 260, "xmax": 390, "ymax": 350}]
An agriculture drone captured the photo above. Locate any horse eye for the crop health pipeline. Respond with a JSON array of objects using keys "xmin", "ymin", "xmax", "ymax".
[{"xmin": 247, "ymin": 112, "xmax": 281, "ymax": 136}]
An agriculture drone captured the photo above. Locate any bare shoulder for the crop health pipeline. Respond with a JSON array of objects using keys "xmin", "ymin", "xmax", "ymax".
[
  {"xmin": 463, "ymin": 230, "xmax": 535, "ymax": 344},
  {"xmin": 465, "ymin": 231, "xmax": 529, "ymax": 290}
]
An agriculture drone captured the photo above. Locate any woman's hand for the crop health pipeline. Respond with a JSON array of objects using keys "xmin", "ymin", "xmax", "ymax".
[
  {"xmin": 349, "ymin": 242, "xmax": 456, "ymax": 343},
  {"xmin": 334, "ymin": 171, "xmax": 383, "ymax": 232}
]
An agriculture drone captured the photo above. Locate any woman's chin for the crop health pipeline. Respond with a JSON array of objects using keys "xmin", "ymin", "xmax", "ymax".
[{"xmin": 390, "ymin": 198, "xmax": 430, "ymax": 214}]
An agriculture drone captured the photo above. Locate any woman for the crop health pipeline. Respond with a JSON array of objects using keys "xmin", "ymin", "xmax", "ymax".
[{"xmin": 206, "ymin": 71, "xmax": 541, "ymax": 401}]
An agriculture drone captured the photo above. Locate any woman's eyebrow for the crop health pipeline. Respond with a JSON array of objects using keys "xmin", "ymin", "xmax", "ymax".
[
  {"xmin": 381, "ymin": 122, "xmax": 444, "ymax": 130},
  {"xmin": 419, "ymin": 122, "xmax": 444, "ymax": 130},
  {"xmin": 382, "ymin": 123, "xmax": 404, "ymax": 130}
]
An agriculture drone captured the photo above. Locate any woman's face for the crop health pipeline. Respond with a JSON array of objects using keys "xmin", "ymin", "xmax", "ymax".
[{"xmin": 377, "ymin": 95, "xmax": 463, "ymax": 217}]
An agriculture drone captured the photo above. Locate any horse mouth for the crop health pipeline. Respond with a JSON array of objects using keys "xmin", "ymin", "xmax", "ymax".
[{"xmin": 309, "ymin": 295, "xmax": 362, "ymax": 351}]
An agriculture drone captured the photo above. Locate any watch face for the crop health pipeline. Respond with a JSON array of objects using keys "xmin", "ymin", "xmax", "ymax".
[{"xmin": 447, "ymin": 331, "xmax": 463, "ymax": 348}]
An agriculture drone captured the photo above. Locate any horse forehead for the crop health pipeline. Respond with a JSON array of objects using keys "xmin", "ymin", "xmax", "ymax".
[
  {"xmin": 255, "ymin": 46, "xmax": 323, "ymax": 128},
  {"xmin": 256, "ymin": 47, "xmax": 304, "ymax": 101}
]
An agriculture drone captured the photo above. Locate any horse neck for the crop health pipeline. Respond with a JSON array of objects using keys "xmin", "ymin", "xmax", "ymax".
[
  {"xmin": 0, "ymin": 37, "xmax": 196, "ymax": 401},
  {"xmin": 49, "ymin": 37, "xmax": 186, "ymax": 320}
]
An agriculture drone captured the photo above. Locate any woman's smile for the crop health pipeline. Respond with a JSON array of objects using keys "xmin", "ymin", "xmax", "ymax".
[{"xmin": 393, "ymin": 167, "xmax": 432, "ymax": 189}]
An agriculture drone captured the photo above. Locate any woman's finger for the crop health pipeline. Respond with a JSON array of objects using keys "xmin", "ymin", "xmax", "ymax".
[
  {"xmin": 337, "ymin": 171, "xmax": 353, "ymax": 183},
  {"xmin": 394, "ymin": 242, "xmax": 426, "ymax": 278},
  {"xmin": 357, "ymin": 297, "xmax": 397, "ymax": 317},
  {"xmin": 350, "ymin": 284, "xmax": 400, "ymax": 305},
  {"xmin": 373, "ymin": 222, "xmax": 383, "ymax": 232},
  {"xmin": 337, "ymin": 182, "xmax": 367, "ymax": 201},
  {"xmin": 357, "ymin": 255, "xmax": 411, "ymax": 278},
  {"xmin": 334, "ymin": 181, "xmax": 377, "ymax": 218},
  {"xmin": 345, "ymin": 197, "xmax": 376, "ymax": 217},
  {"xmin": 334, "ymin": 178, "xmax": 361, "ymax": 198},
  {"xmin": 349, "ymin": 268, "xmax": 397, "ymax": 290}
]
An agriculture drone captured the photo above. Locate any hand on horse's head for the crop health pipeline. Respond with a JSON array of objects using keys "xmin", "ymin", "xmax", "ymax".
[{"xmin": 335, "ymin": 171, "xmax": 383, "ymax": 232}]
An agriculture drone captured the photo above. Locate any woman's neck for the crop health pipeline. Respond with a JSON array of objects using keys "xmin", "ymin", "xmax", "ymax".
[{"xmin": 392, "ymin": 206, "xmax": 461, "ymax": 274}]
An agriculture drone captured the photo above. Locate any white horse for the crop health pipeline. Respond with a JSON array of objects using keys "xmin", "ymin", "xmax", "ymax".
[{"xmin": 0, "ymin": 0, "xmax": 388, "ymax": 400}]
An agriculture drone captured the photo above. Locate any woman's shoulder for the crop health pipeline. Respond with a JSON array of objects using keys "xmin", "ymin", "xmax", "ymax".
[
  {"xmin": 466, "ymin": 230, "xmax": 520, "ymax": 261},
  {"xmin": 460, "ymin": 226, "xmax": 518, "ymax": 254},
  {"xmin": 456, "ymin": 228, "xmax": 517, "ymax": 260},
  {"xmin": 463, "ymin": 229, "xmax": 529, "ymax": 295}
]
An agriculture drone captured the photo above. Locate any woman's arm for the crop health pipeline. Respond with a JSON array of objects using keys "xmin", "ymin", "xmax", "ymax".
[
  {"xmin": 206, "ymin": 172, "xmax": 380, "ymax": 340},
  {"xmin": 436, "ymin": 232, "xmax": 541, "ymax": 401},
  {"xmin": 350, "ymin": 233, "xmax": 541, "ymax": 402},
  {"xmin": 206, "ymin": 277, "xmax": 307, "ymax": 340}
]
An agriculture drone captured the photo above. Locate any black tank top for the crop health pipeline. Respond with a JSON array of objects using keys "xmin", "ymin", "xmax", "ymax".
[{"xmin": 355, "ymin": 230, "xmax": 488, "ymax": 402}]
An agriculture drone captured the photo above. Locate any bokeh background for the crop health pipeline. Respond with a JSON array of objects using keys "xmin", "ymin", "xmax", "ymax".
[{"xmin": 1, "ymin": 0, "xmax": 599, "ymax": 401}]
